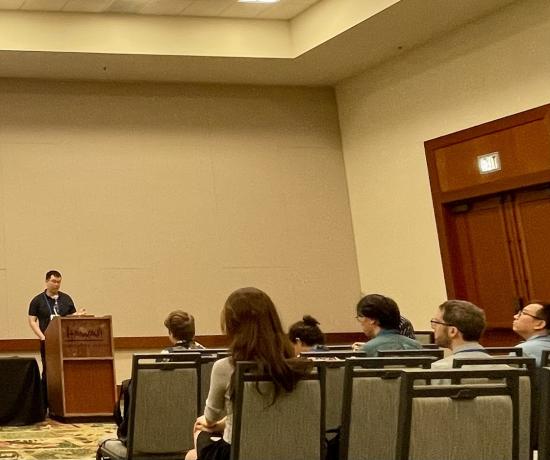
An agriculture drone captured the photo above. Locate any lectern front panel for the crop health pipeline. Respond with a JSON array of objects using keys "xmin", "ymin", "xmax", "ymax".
[{"xmin": 63, "ymin": 360, "xmax": 116, "ymax": 414}]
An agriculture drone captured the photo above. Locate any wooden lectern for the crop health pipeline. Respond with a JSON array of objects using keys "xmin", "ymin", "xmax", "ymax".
[{"xmin": 45, "ymin": 316, "xmax": 116, "ymax": 418}]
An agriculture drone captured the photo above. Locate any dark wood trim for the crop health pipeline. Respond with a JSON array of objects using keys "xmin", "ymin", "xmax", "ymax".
[
  {"xmin": 0, "ymin": 338, "xmax": 38, "ymax": 352},
  {"xmin": 424, "ymin": 104, "xmax": 550, "ymax": 151},
  {"xmin": 1, "ymin": 332, "xmax": 365, "ymax": 352},
  {"xmin": 437, "ymin": 171, "xmax": 550, "ymax": 204},
  {"xmin": 0, "ymin": 331, "xmax": 435, "ymax": 353}
]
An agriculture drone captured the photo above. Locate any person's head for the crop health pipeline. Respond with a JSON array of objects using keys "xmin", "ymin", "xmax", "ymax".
[
  {"xmin": 513, "ymin": 301, "xmax": 550, "ymax": 340},
  {"xmin": 432, "ymin": 300, "xmax": 486, "ymax": 349},
  {"xmin": 356, "ymin": 294, "xmax": 400, "ymax": 339},
  {"xmin": 288, "ymin": 315, "xmax": 325, "ymax": 355},
  {"xmin": 222, "ymin": 287, "xmax": 304, "ymax": 398},
  {"xmin": 164, "ymin": 310, "xmax": 196, "ymax": 344},
  {"xmin": 45, "ymin": 270, "xmax": 62, "ymax": 295}
]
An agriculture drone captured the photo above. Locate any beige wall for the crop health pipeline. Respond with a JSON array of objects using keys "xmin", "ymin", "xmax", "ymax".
[
  {"xmin": 0, "ymin": 79, "xmax": 361, "ymax": 344},
  {"xmin": 336, "ymin": 0, "xmax": 550, "ymax": 329}
]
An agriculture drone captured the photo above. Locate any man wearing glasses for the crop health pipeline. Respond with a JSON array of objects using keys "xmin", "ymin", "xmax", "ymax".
[
  {"xmin": 512, "ymin": 301, "xmax": 550, "ymax": 366},
  {"xmin": 352, "ymin": 294, "xmax": 422, "ymax": 355},
  {"xmin": 430, "ymin": 299, "xmax": 491, "ymax": 368}
]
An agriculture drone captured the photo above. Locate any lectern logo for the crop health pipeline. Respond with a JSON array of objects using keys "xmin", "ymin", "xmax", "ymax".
[{"xmin": 65, "ymin": 326, "xmax": 104, "ymax": 341}]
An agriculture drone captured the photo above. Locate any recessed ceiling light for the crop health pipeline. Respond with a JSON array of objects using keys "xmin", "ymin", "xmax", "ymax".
[{"xmin": 238, "ymin": 0, "xmax": 280, "ymax": 3}]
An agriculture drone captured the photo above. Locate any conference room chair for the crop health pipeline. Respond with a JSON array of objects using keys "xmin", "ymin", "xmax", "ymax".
[
  {"xmin": 395, "ymin": 368, "xmax": 522, "ymax": 460},
  {"xmin": 337, "ymin": 357, "xmax": 436, "ymax": 460},
  {"xmin": 230, "ymin": 361, "xmax": 324, "ymax": 460},
  {"xmin": 421, "ymin": 343, "xmax": 441, "ymax": 349},
  {"xmin": 377, "ymin": 348, "xmax": 445, "ymax": 360},
  {"xmin": 481, "ymin": 346, "xmax": 523, "ymax": 356},
  {"xmin": 413, "ymin": 330, "xmax": 435, "ymax": 345},
  {"xmin": 538, "ymin": 366, "xmax": 550, "ymax": 460},
  {"xmin": 316, "ymin": 356, "xmax": 438, "ymax": 439},
  {"xmin": 452, "ymin": 356, "xmax": 535, "ymax": 460},
  {"xmin": 300, "ymin": 350, "xmax": 366, "ymax": 359},
  {"xmin": 541, "ymin": 350, "xmax": 550, "ymax": 367},
  {"xmin": 165, "ymin": 347, "xmax": 229, "ymax": 409},
  {"xmin": 325, "ymin": 344, "xmax": 355, "ymax": 351},
  {"xmin": 98, "ymin": 353, "xmax": 201, "ymax": 460}
]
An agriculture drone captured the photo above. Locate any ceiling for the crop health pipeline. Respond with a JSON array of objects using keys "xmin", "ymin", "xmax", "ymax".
[
  {"xmin": 0, "ymin": 0, "xmax": 320, "ymax": 19},
  {"xmin": 0, "ymin": 0, "xmax": 520, "ymax": 86}
]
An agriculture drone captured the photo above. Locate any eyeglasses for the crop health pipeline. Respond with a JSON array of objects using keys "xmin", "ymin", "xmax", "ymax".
[
  {"xmin": 516, "ymin": 309, "xmax": 543, "ymax": 320},
  {"xmin": 355, "ymin": 315, "xmax": 366, "ymax": 322},
  {"xmin": 430, "ymin": 319, "xmax": 454, "ymax": 328}
]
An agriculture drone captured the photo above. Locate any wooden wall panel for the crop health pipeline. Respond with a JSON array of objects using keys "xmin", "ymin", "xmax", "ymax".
[{"xmin": 435, "ymin": 118, "xmax": 550, "ymax": 194}]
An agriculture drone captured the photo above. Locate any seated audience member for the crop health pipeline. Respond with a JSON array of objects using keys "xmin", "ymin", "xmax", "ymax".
[
  {"xmin": 431, "ymin": 299, "xmax": 490, "ymax": 368},
  {"xmin": 513, "ymin": 301, "xmax": 550, "ymax": 366},
  {"xmin": 399, "ymin": 314, "xmax": 416, "ymax": 339},
  {"xmin": 185, "ymin": 287, "xmax": 311, "ymax": 460},
  {"xmin": 288, "ymin": 315, "xmax": 329, "ymax": 355},
  {"xmin": 162, "ymin": 310, "xmax": 204, "ymax": 353},
  {"xmin": 352, "ymin": 294, "xmax": 422, "ymax": 356}
]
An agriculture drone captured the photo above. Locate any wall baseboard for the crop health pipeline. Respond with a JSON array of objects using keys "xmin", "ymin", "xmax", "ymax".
[{"xmin": 0, "ymin": 332, "xmax": 367, "ymax": 352}]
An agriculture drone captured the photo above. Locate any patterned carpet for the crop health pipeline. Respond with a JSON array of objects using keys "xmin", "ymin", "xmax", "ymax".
[{"xmin": 0, "ymin": 419, "xmax": 116, "ymax": 460}]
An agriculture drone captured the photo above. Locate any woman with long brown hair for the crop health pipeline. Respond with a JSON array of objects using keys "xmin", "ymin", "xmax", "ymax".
[{"xmin": 185, "ymin": 287, "xmax": 308, "ymax": 460}]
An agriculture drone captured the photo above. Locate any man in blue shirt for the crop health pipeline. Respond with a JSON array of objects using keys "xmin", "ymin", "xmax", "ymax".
[
  {"xmin": 352, "ymin": 294, "xmax": 421, "ymax": 356},
  {"xmin": 513, "ymin": 301, "xmax": 550, "ymax": 366}
]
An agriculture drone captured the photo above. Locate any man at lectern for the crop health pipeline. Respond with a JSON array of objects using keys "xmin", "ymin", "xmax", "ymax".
[{"xmin": 27, "ymin": 270, "xmax": 86, "ymax": 402}]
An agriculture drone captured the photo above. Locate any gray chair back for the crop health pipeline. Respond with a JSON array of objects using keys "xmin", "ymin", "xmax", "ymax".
[
  {"xmin": 130, "ymin": 353, "xmax": 201, "ymax": 457},
  {"xmin": 338, "ymin": 357, "xmax": 437, "ymax": 460},
  {"xmin": 396, "ymin": 368, "xmax": 522, "ymax": 460},
  {"xmin": 99, "ymin": 352, "xmax": 201, "ymax": 460},
  {"xmin": 230, "ymin": 361, "xmax": 324, "ymax": 460},
  {"xmin": 340, "ymin": 366, "xmax": 403, "ymax": 460},
  {"xmin": 378, "ymin": 348, "xmax": 444, "ymax": 360},
  {"xmin": 300, "ymin": 350, "xmax": 365, "ymax": 359},
  {"xmin": 452, "ymin": 357, "xmax": 534, "ymax": 460},
  {"xmin": 480, "ymin": 347, "xmax": 523, "ymax": 356},
  {"xmin": 538, "ymin": 367, "xmax": 550, "ymax": 460},
  {"xmin": 318, "ymin": 356, "xmax": 436, "ymax": 435}
]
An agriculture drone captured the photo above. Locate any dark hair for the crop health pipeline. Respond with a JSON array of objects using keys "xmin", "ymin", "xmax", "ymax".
[
  {"xmin": 288, "ymin": 315, "xmax": 325, "ymax": 346},
  {"xmin": 164, "ymin": 310, "xmax": 195, "ymax": 341},
  {"xmin": 530, "ymin": 301, "xmax": 550, "ymax": 331},
  {"xmin": 222, "ymin": 287, "xmax": 309, "ymax": 402},
  {"xmin": 439, "ymin": 300, "xmax": 486, "ymax": 341},
  {"xmin": 45, "ymin": 270, "xmax": 62, "ymax": 281},
  {"xmin": 356, "ymin": 294, "xmax": 400, "ymax": 330}
]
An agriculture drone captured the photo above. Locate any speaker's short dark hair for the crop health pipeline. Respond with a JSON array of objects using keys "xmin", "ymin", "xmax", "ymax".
[
  {"xmin": 45, "ymin": 270, "xmax": 62, "ymax": 281},
  {"xmin": 356, "ymin": 294, "xmax": 400, "ymax": 330}
]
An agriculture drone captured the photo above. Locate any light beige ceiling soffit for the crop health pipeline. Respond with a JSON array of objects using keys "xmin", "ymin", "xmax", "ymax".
[
  {"xmin": 0, "ymin": 0, "xmax": 392, "ymax": 58},
  {"xmin": 0, "ymin": 0, "xmax": 321, "ymax": 20},
  {"xmin": 0, "ymin": 0, "xmax": 521, "ymax": 86}
]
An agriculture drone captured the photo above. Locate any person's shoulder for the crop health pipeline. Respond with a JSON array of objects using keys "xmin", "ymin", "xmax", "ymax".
[
  {"xmin": 29, "ymin": 292, "xmax": 44, "ymax": 303},
  {"xmin": 212, "ymin": 356, "xmax": 233, "ymax": 372},
  {"xmin": 360, "ymin": 336, "xmax": 382, "ymax": 354},
  {"xmin": 400, "ymin": 336, "xmax": 423, "ymax": 348}
]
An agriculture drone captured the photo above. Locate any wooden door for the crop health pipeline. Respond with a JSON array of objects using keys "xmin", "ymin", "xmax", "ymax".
[
  {"xmin": 445, "ymin": 196, "xmax": 520, "ymax": 328},
  {"xmin": 445, "ymin": 186, "xmax": 550, "ymax": 330},
  {"xmin": 514, "ymin": 187, "xmax": 550, "ymax": 301},
  {"xmin": 425, "ymin": 104, "xmax": 550, "ymax": 345}
]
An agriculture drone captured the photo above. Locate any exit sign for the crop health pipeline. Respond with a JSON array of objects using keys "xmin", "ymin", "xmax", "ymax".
[{"xmin": 477, "ymin": 152, "xmax": 501, "ymax": 174}]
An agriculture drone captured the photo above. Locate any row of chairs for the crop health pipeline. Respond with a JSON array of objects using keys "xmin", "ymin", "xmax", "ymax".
[{"xmin": 98, "ymin": 347, "xmax": 548, "ymax": 460}]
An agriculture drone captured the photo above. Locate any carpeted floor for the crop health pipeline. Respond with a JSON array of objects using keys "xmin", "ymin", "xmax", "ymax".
[{"xmin": 0, "ymin": 419, "xmax": 116, "ymax": 460}]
